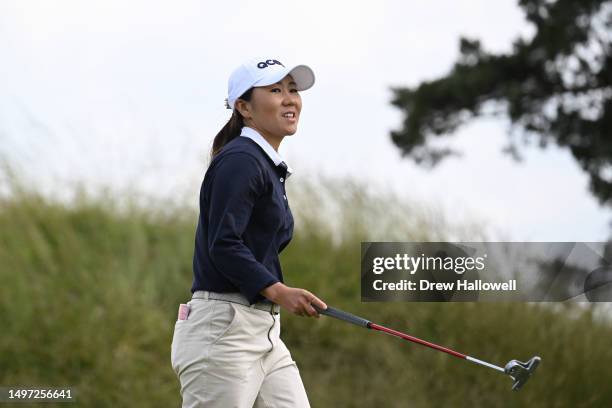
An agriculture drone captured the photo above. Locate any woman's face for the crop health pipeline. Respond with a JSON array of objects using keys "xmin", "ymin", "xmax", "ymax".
[{"xmin": 240, "ymin": 75, "xmax": 302, "ymax": 140}]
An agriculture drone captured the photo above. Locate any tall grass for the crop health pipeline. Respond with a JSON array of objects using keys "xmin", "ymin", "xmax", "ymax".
[{"xmin": 1, "ymin": 168, "xmax": 611, "ymax": 407}]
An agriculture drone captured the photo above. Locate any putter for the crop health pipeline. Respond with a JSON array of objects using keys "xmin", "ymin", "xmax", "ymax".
[{"xmin": 313, "ymin": 305, "xmax": 540, "ymax": 391}]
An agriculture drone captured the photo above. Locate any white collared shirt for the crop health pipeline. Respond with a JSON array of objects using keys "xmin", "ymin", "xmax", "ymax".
[{"xmin": 240, "ymin": 127, "xmax": 294, "ymax": 177}]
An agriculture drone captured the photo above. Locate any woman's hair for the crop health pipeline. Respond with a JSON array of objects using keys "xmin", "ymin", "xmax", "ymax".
[{"xmin": 211, "ymin": 88, "xmax": 254, "ymax": 159}]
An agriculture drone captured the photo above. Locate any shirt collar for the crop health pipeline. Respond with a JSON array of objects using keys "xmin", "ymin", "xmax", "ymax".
[{"xmin": 240, "ymin": 127, "xmax": 294, "ymax": 177}]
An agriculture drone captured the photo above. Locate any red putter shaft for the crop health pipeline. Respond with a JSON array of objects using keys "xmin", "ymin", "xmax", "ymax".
[
  {"xmin": 314, "ymin": 305, "xmax": 535, "ymax": 386},
  {"xmin": 368, "ymin": 322, "xmax": 467, "ymax": 359},
  {"xmin": 368, "ymin": 321, "xmax": 505, "ymax": 372},
  {"xmin": 312, "ymin": 305, "xmax": 507, "ymax": 374}
]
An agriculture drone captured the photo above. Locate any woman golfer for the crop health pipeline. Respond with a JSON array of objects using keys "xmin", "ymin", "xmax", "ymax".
[{"xmin": 171, "ymin": 57, "xmax": 327, "ymax": 408}]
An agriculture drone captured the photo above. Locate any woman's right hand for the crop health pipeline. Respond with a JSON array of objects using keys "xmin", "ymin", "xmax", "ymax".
[{"xmin": 261, "ymin": 282, "xmax": 327, "ymax": 317}]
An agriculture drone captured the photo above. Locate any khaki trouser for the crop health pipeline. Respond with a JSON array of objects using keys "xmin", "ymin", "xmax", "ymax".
[{"xmin": 171, "ymin": 296, "xmax": 310, "ymax": 408}]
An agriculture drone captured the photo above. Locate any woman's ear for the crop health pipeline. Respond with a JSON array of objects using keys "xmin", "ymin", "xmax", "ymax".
[{"xmin": 235, "ymin": 99, "xmax": 251, "ymax": 120}]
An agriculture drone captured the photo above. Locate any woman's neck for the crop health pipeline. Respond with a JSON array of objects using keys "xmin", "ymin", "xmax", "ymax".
[{"xmin": 245, "ymin": 125, "xmax": 283, "ymax": 151}]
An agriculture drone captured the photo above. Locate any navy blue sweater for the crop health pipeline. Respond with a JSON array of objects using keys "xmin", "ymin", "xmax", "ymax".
[{"xmin": 191, "ymin": 136, "xmax": 293, "ymax": 304}]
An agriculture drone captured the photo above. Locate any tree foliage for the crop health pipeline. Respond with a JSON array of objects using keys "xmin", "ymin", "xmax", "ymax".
[{"xmin": 390, "ymin": 0, "xmax": 612, "ymax": 205}]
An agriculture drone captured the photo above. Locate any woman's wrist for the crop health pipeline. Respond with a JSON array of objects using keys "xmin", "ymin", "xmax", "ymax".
[{"xmin": 261, "ymin": 282, "xmax": 287, "ymax": 303}]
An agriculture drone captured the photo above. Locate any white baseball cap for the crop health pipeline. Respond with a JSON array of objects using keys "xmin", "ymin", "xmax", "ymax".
[{"xmin": 226, "ymin": 57, "xmax": 315, "ymax": 110}]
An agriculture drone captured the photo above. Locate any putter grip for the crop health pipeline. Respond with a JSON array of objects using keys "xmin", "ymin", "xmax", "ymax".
[{"xmin": 314, "ymin": 305, "xmax": 371, "ymax": 328}]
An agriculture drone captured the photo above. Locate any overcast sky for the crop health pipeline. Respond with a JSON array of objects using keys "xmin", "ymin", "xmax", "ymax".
[{"xmin": 1, "ymin": 0, "xmax": 610, "ymax": 241}]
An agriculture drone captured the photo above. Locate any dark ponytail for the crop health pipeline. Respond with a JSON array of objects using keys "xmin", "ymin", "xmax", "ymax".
[{"xmin": 211, "ymin": 88, "xmax": 254, "ymax": 159}]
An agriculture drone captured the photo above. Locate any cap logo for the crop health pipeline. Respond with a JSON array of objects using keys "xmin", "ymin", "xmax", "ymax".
[{"xmin": 256, "ymin": 59, "xmax": 285, "ymax": 69}]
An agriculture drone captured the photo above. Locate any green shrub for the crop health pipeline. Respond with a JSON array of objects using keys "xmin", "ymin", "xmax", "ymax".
[{"xmin": 1, "ymin": 172, "xmax": 610, "ymax": 407}]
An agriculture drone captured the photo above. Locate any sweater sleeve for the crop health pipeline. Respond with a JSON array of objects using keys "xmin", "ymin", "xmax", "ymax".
[{"xmin": 206, "ymin": 152, "xmax": 280, "ymax": 303}]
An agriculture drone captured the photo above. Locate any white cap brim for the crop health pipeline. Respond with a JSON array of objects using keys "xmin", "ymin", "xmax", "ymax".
[{"xmin": 253, "ymin": 64, "xmax": 315, "ymax": 91}]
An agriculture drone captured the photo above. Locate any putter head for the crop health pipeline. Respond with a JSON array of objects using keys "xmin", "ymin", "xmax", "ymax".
[{"xmin": 504, "ymin": 356, "xmax": 541, "ymax": 391}]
